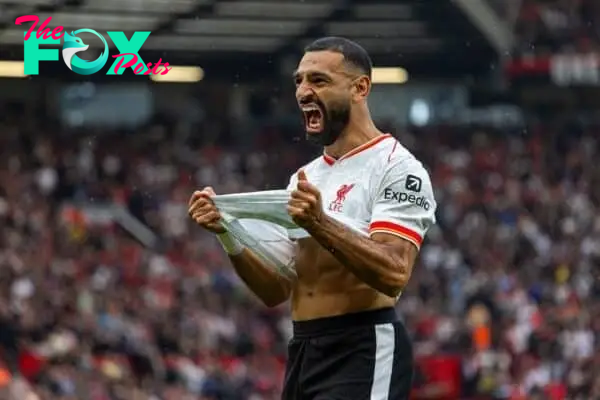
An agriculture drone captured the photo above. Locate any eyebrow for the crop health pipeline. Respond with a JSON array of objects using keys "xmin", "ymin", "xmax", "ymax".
[{"xmin": 292, "ymin": 70, "xmax": 332, "ymax": 80}]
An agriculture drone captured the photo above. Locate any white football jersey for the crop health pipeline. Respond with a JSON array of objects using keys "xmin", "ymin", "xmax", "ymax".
[{"xmin": 287, "ymin": 134, "xmax": 436, "ymax": 250}]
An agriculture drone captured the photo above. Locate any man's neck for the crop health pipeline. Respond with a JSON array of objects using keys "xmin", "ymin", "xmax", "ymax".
[{"xmin": 324, "ymin": 120, "xmax": 382, "ymax": 159}]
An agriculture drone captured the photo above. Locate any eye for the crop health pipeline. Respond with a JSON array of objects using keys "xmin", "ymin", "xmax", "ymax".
[{"xmin": 312, "ymin": 77, "xmax": 327, "ymax": 86}]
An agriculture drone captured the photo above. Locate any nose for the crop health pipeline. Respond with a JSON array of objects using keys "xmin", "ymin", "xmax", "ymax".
[
  {"xmin": 296, "ymin": 87, "xmax": 316, "ymax": 106},
  {"xmin": 296, "ymin": 76, "xmax": 315, "ymax": 102}
]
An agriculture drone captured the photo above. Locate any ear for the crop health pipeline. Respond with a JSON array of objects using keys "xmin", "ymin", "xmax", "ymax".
[{"xmin": 352, "ymin": 75, "xmax": 371, "ymax": 102}]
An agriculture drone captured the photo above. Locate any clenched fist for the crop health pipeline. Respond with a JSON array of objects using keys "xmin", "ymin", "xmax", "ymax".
[
  {"xmin": 287, "ymin": 169, "xmax": 324, "ymax": 229},
  {"xmin": 188, "ymin": 187, "xmax": 226, "ymax": 234}
]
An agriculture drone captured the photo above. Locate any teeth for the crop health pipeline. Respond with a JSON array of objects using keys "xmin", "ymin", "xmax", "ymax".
[{"xmin": 302, "ymin": 106, "xmax": 319, "ymax": 112}]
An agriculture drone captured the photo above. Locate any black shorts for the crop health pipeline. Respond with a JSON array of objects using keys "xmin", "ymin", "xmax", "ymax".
[{"xmin": 282, "ymin": 307, "xmax": 413, "ymax": 400}]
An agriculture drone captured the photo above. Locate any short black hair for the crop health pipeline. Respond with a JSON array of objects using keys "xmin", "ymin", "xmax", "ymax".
[{"xmin": 304, "ymin": 37, "xmax": 372, "ymax": 78}]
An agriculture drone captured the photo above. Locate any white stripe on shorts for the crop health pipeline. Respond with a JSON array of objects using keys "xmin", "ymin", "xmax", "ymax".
[{"xmin": 370, "ymin": 323, "xmax": 395, "ymax": 400}]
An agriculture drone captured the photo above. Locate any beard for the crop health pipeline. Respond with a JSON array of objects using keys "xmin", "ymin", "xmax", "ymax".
[{"xmin": 305, "ymin": 97, "xmax": 351, "ymax": 147}]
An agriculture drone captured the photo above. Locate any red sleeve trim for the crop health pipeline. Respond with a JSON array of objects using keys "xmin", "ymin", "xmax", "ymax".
[{"xmin": 369, "ymin": 221, "xmax": 423, "ymax": 248}]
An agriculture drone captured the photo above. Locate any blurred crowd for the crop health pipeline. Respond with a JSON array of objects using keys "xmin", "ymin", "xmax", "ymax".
[
  {"xmin": 406, "ymin": 122, "xmax": 599, "ymax": 399},
  {"xmin": 0, "ymin": 102, "xmax": 598, "ymax": 400},
  {"xmin": 515, "ymin": 0, "xmax": 600, "ymax": 54}
]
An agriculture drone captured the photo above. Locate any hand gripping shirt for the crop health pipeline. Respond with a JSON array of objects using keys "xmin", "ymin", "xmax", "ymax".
[{"xmin": 287, "ymin": 134, "xmax": 436, "ymax": 250}]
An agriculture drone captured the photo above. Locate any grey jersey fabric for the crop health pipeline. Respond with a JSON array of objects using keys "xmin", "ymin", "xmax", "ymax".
[{"xmin": 212, "ymin": 190, "xmax": 307, "ymax": 280}]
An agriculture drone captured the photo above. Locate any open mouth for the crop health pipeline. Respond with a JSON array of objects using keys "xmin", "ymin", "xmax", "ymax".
[{"xmin": 302, "ymin": 104, "xmax": 324, "ymax": 133}]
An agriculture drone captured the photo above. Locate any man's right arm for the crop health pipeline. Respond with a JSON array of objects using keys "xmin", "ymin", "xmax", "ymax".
[
  {"xmin": 230, "ymin": 169, "xmax": 302, "ymax": 306},
  {"xmin": 224, "ymin": 245, "xmax": 293, "ymax": 307},
  {"xmin": 222, "ymin": 170, "xmax": 303, "ymax": 306},
  {"xmin": 189, "ymin": 177, "xmax": 298, "ymax": 307}
]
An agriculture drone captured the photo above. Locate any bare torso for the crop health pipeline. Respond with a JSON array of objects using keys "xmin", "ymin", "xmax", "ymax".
[{"xmin": 291, "ymin": 237, "xmax": 395, "ymax": 320}]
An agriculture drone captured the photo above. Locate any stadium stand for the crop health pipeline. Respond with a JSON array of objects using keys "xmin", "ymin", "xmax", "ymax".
[{"xmin": 515, "ymin": 0, "xmax": 600, "ymax": 54}]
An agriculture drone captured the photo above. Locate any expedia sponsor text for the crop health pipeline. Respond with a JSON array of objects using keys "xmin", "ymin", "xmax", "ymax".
[{"xmin": 383, "ymin": 188, "xmax": 431, "ymax": 210}]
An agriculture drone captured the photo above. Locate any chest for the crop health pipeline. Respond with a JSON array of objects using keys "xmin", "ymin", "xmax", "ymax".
[{"xmin": 309, "ymin": 162, "xmax": 379, "ymax": 231}]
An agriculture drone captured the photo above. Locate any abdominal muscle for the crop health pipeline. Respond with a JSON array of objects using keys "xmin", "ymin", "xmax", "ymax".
[{"xmin": 290, "ymin": 238, "xmax": 395, "ymax": 321}]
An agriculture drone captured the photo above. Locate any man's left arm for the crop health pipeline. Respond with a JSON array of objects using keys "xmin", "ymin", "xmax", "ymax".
[{"xmin": 288, "ymin": 163, "xmax": 436, "ymax": 297}]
